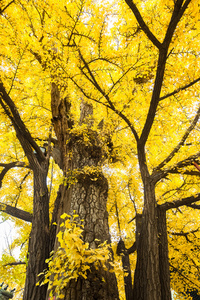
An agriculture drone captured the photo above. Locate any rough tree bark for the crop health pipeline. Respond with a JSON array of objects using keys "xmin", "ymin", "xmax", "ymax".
[
  {"xmin": 132, "ymin": 151, "xmax": 172, "ymax": 300},
  {"xmin": 0, "ymin": 81, "xmax": 50, "ymax": 300},
  {"xmin": 157, "ymin": 208, "xmax": 172, "ymax": 300},
  {"xmin": 23, "ymin": 161, "xmax": 50, "ymax": 300},
  {"xmin": 133, "ymin": 177, "xmax": 161, "ymax": 300},
  {"xmin": 49, "ymin": 84, "xmax": 119, "ymax": 300},
  {"xmin": 122, "ymin": 1, "xmax": 192, "ymax": 299}
]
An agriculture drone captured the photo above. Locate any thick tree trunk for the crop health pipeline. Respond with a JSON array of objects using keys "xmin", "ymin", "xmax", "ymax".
[
  {"xmin": 0, "ymin": 81, "xmax": 51, "ymax": 300},
  {"xmin": 61, "ymin": 175, "xmax": 118, "ymax": 300},
  {"xmin": 133, "ymin": 177, "xmax": 161, "ymax": 300},
  {"xmin": 23, "ymin": 164, "xmax": 50, "ymax": 300},
  {"xmin": 50, "ymin": 86, "xmax": 119, "ymax": 299},
  {"xmin": 157, "ymin": 207, "xmax": 172, "ymax": 300},
  {"xmin": 133, "ymin": 180, "xmax": 172, "ymax": 300},
  {"xmin": 60, "ymin": 128, "xmax": 119, "ymax": 299}
]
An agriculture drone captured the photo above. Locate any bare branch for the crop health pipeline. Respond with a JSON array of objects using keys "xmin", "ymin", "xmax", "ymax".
[
  {"xmin": 153, "ymin": 105, "xmax": 200, "ymax": 173},
  {"xmin": 127, "ymin": 182, "xmax": 137, "ymax": 213},
  {"xmin": 138, "ymin": 0, "xmax": 192, "ymax": 148},
  {"xmin": 78, "ymin": 50, "xmax": 106, "ymax": 95},
  {"xmin": 152, "ymin": 151, "xmax": 200, "ymax": 182},
  {"xmin": 169, "ymin": 228, "xmax": 199, "ymax": 237},
  {"xmin": 0, "ymin": 1, "xmax": 15, "ymax": 15},
  {"xmin": 0, "ymin": 202, "xmax": 32, "ymax": 222},
  {"xmin": 170, "ymin": 229, "xmax": 199, "ymax": 236},
  {"xmin": 159, "ymin": 193, "xmax": 200, "ymax": 211},
  {"xmin": 3, "ymin": 261, "xmax": 26, "ymax": 267},
  {"xmin": 159, "ymin": 77, "xmax": 200, "ymax": 101}
]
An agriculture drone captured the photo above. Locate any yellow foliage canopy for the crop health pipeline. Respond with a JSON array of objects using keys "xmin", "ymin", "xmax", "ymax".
[{"xmin": 0, "ymin": 0, "xmax": 200, "ymax": 299}]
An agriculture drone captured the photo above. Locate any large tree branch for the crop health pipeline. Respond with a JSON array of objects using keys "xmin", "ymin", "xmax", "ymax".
[
  {"xmin": 124, "ymin": 0, "xmax": 192, "ymax": 50},
  {"xmin": 166, "ymin": 170, "xmax": 200, "ymax": 176},
  {"xmin": 186, "ymin": 203, "xmax": 200, "ymax": 209},
  {"xmin": 163, "ymin": 0, "xmax": 192, "ymax": 48},
  {"xmin": 159, "ymin": 76, "xmax": 200, "ymax": 101},
  {"xmin": 124, "ymin": 0, "xmax": 162, "ymax": 49},
  {"xmin": 138, "ymin": 48, "xmax": 168, "ymax": 148},
  {"xmin": 127, "ymin": 242, "xmax": 136, "ymax": 254},
  {"xmin": 138, "ymin": 1, "xmax": 192, "ymax": 148},
  {"xmin": 152, "ymin": 105, "xmax": 200, "ymax": 174},
  {"xmin": 166, "ymin": 153, "xmax": 200, "ymax": 172},
  {"xmin": 152, "ymin": 152, "xmax": 200, "ymax": 182},
  {"xmin": 169, "ymin": 228, "xmax": 199, "ymax": 239},
  {"xmin": 0, "ymin": 162, "xmax": 30, "ymax": 188},
  {"xmin": 0, "ymin": 202, "xmax": 32, "ymax": 222},
  {"xmin": 159, "ymin": 193, "xmax": 200, "ymax": 211},
  {"xmin": 0, "ymin": 81, "xmax": 45, "ymax": 165}
]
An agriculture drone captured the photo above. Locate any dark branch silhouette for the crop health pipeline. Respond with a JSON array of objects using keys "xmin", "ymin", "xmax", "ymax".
[
  {"xmin": 0, "ymin": 162, "xmax": 30, "ymax": 188},
  {"xmin": 160, "ymin": 193, "xmax": 200, "ymax": 211},
  {"xmin": 0, "ymin": 202, "xmax": 32, "ymax": 223},
  {"xmin": 0, "ymin": 1, "xmax": 15, "ymax": 15},
  {"xmin": 159, "ymin": 77, "xmax": 200, "ymax": 101},
  {"xmin": 3, "ymin": 261, "xmax": 26, "ymax": 267},
  {"xmin": 153, "ymin": 105, "xmax": 200, "ymax": 174},
  {"xmin": 124, "ymin": 0, "xmax": 162, "ymax": 49}
]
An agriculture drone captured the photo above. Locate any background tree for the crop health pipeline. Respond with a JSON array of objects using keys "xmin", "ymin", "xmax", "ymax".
[{"xmin": 0, "ymin": 0, "xmax": 200, "ymax": 300}]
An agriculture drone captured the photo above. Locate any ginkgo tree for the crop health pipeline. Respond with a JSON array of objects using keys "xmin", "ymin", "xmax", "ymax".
[{"xmin": 0, "ymin": 0, "xmax": 200, "ymax": 300}]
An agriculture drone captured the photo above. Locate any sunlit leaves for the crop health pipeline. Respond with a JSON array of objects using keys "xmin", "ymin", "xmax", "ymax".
[{"xmin": 42, "ymin": 214, "xmax": 114, "ymax": 299}]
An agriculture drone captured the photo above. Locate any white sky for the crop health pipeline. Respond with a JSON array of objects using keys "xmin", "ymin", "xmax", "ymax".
[{"xmin": 0, "ymin": 217, "xmax": 15, "ymax": 256}]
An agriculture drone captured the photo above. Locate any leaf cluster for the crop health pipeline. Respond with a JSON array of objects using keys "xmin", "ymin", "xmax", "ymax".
[{"xmin": 40, "ymin": 213, "xmax": 114, "ymax": 300}]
